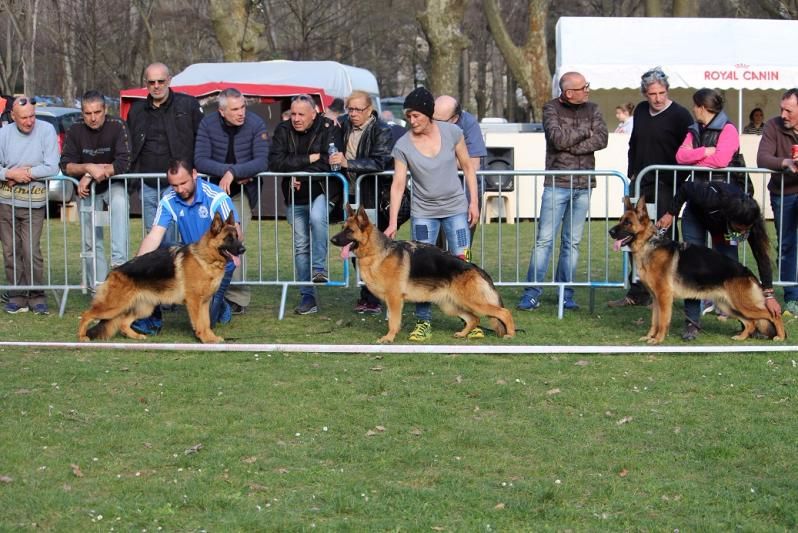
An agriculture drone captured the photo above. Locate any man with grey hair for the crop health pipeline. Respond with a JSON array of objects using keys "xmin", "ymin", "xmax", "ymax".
[
  {"xmin": 0, "ymin": 96, "xmax": 60, "ymax": 314},
  {"xmin": 194, "ymin": 87, "xmax": 270, "ymax": 314},
  {"xmin": 517, "ymin": 72, "xmax": 608, "ymax": 312},
  {"xmin": 608, "ymin": 67, "xmax": 692, "ymax": 309}
]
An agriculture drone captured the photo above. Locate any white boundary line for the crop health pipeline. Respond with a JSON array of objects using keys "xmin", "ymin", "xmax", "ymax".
[{"xmin": 0, "ymin": 341, "xmax": 795, "ymax": 354}]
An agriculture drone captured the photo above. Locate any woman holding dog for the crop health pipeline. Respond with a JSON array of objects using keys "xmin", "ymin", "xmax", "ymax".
[
  {"xmin": 658, "ymin": 88, "xmax": 780, "ymax": 340},
  {"xmin": 384, "ymin": 86, "xmax": 479, "ymax": 342}
]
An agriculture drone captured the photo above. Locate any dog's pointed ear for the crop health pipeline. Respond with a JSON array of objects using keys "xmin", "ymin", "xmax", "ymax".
[
  {"xmin": 623, "ymin": 196, "xmax": 633, "ymax": 211},
  {"xmin": 225, "ymin": 211, "xmax": 235, "ymax": 226},
  {"xmin": 346, "ymin": 203, "xmax": 355, "ymax": 217},
  {"xmin": 635, "ymin": 195, "xmax": 649, "ymax": 217},
  {"xmin": 355, "ymin": 205, "xmax": 370, "ymax": 226},
  {"xmin": 210, "ymin": 211, "xmax": 224, "ymax": 234}
]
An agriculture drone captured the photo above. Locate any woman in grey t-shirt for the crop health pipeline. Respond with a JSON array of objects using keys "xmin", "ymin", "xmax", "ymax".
[{"xmin": 384, "ymin": 87, "xmax": 479, "ymax": 342}]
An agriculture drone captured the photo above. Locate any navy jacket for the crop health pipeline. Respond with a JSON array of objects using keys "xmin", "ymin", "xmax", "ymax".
[{"xmin": 194, "ymin": 110, "xmax": 270, "ymax": 181}]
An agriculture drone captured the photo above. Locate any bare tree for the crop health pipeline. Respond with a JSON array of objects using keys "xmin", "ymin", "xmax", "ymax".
[
  {"xmin": 209, "ymin": 0, "xmax": 265, "ymax": 61},
  {"xmin": 417, "ymin": 0, "xmax": 468, "ymax": 97},
  {"xmin": 484, "ymin": 0, "xmax": 550, "ymax": 119}
]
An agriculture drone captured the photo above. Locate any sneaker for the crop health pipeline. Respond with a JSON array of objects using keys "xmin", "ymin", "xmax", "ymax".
[
  {"xmin": 312, "ymin": 271, "xmax": 329, "ymax": 283},
  {"xmin": 218, "ymin": 301, "xmax": 232, "ymax": 325},
  {"xmin": 353, "ymin": 299, "xmax": 368, "ymax": 313},
  {"xmin": 0, "ymin": 291, "xmax": 9, "ymax": 303},
  {"xmin": 361, "ymin": 301, "xmax": 382, "ymax": 314},
  {"xmin": 294, "ymin": 295, "xmax": 318, "ymax": 315},
  {"xmin": 563, "ymin": 298, "xmax": 580, "ymax": 310},
  {"xmin": 466, "ymin": 327, "xmax": 485, "ymax": 339},
  {"xmin": 783, "ymin": 300, "xmax": 798, "ymax": 316},
  {"xmin": 681, "ymin": 321, "xmax": 700, "ymax": 341},
  {"xmin": 517, "ymin": 293, "xmax": 540, "ymax": 311},
  {"xmin": 4, "ymin": 302, "xmax": 28, "ymax": 314},
  {"xmin": 130, "ymin": 316, "xmax": 163, "ymax": 336},
  {"xmin": 31, "ymin": 303, "xmax": 49, "ymax": 315},
  {"xmin": 408, "ymin": 320, "xmax": 432, "ymax": 342},
  {"xmin": 228, "ymin": 301, "xmax": 245, "ymax": 314}
]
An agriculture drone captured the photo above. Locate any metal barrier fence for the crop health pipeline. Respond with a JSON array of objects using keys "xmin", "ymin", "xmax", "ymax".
[
  {"xmin": 0, "ymin": 175, "xmax": 82, "ymax": 316},
  {"xmin": 632, "ymin": 164, "xmax": 797, "ymax": 293},
  {"xmin": 355, "ymin": 170, "xmax": 631, "ymax": 319},
  {"xmin": 4, "ymin": 166, "xmax": 794, "ymax": 322}
]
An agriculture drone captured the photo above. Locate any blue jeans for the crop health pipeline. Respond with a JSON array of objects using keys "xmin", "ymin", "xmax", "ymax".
[
  {"xmin": 287, "ymin": 194, "xmax": 328, "ymax": 297},
  {"xmin": 681, "ymin": 204, "xmax": 738, "ymax": 324},
  {"xmin": 411, "ymin": 212, "xmax": 471, "ymax": 321},
  {"xmin": 522, "ymin": 186, "xmax": 591, "ymax": 301},
  {"xmin": 770, "ymin": 191, "xmax": 798, "ymax": 302},
  {"xmin": 210, "ymin": 265, "xmax": 235, "ymax": 327},
  {"xmin": 141, "ymin": 183, "xmax": 176, "ymax": 248},
  {"xmin": 81, "ymin": 182, "xmax": 129, "ymax": 287}
]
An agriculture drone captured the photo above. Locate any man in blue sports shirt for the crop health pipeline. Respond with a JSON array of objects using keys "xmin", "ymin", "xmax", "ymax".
[{"xmin": 132, "ymin": 158, "xmax": 243, "ymax": 335}]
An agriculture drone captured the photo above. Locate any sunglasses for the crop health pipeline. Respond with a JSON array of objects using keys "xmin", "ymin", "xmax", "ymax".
[
  {"xmin": 291, "ymin": 94, "xmax": 315, "ymax": 104},
  {"xmin": 346, "ymin": 106, "xmax": 369, "ymax": 113},
  {"xmin": 13, "ymin": 97, "xmax": 36, "ymax": 107},
  {"xmin": 146, "ymin": 79, "xmax": 168, "ymax": 86}
]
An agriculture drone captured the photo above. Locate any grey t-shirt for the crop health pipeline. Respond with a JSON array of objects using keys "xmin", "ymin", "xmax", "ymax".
[{"xmin": 392, "ymin": 121, "xmax": 467, "ymax": 218}]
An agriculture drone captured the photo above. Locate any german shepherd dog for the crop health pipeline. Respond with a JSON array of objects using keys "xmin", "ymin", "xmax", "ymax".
[
  {"xmin": 78, "ymin": 212, "xmax": 245, "ymax": 344},
  {"xmin": 330, "ymin": 206, "xmax": 515, "ymax": 343},
  {"xmin": 609, "ymin": 196, "xmax": 785, "ymax": 344}
]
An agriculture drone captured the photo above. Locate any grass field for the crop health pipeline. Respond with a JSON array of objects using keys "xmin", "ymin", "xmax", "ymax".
[{"xmin": 0, "ymin": 218, "xmax": 796, "ymax": 530}]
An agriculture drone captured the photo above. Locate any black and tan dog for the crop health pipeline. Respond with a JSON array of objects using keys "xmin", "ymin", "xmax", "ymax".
[
  {"xmin": 330, "ymin": 206, "xmax": 515, "ymax": 343},
  {"xmin": 609, "ymin": 196, "xmax": 785, "ymax": 344},
  {"xmin": 78, "ymin": 212, "xmax": 245, "ymax": 344}
]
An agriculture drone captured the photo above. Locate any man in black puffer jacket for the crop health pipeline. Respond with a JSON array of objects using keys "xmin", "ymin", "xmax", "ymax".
[
  {"xmin": 329, "ymin": 90, "xmax": 393, "ymax": 314},
  {"xmin": 269, "ymin": 94, "xmax": 342, "ymax": 315}
]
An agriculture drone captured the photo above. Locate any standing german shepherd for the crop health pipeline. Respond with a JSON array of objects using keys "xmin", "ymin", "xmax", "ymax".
[
  {"xmin": 78, "ymin": 212, "xmax": 245, "ymax": 344},
  {"xmin": 609, "ymin": 196, "xmax": 785, "ymax": 344},
  {"xmin": 330, "ymin": 206, "xmax": 515, "ymax": 343}
]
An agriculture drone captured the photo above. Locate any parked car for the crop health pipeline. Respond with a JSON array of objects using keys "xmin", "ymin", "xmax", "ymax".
[{"xmin": 34, "ymin": 106, "xmax": 81, "ymax": 152}]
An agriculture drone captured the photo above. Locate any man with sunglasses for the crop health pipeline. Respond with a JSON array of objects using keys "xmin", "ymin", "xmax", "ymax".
[
  {"xmin": 518, "ymin": 72, "xmax": 608, "ymax": 312},
  {"xmin": 127, "ymin": 62, "xmax": 203, "ymax": 241},
  {"xmin": 0, "ymin": 96, "xmax": 60, "ymax": 314},
  {"xmin": 329, "ymin": 90, "xmax": 394, "ymax": 314}
]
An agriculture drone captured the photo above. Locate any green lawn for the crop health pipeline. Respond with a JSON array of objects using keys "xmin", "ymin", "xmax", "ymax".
[{"xmin": 0, "ymin": 218, "xmax": 796, "ymax": 530}]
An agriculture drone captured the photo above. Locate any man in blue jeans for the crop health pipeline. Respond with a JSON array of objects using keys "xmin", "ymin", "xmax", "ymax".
[
  {"xmin": 757, "ymin": 88, "xmax": 798, "ymax": 316},
  {"xmin": 518, "ymin": 71, "xmax": 608, "ymax": 311},
  {"xmin": 131, "ymin": 159, "xmax": 242, "ymax": 335}
]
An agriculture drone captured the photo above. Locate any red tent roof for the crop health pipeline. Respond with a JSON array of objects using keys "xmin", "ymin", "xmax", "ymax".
[{"xmin": 119, "ymin": 82, "xmax": 332, "ymax": 118}]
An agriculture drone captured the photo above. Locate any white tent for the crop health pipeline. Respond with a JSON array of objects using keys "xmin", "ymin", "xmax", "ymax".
[
  {"xmin": 171, "ymin": 60, "xmax": 380, "ymax": 101},
  {"xmin": 554, "ymin": 17, "xmax": 798, "ymax": 94}
]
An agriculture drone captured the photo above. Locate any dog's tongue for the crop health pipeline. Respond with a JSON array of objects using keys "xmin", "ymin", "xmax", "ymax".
[
  {"xmin": 224, "ymin": 251, "xmax": 241, "ymax": 267},
  {"xmin": 613, "ymin": 239, "xmax": 623, "ymax": 252},
  {"xmin": 340, "ymin": 243, "xmax": 352, "ymax": 260}
]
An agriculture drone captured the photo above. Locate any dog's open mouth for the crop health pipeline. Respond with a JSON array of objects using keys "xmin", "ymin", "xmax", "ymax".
[
  {"xmin": 223, "ymin": 250, "xmax": 241, "ymax": 268},
  {"xmin": 339, "ymin": 241, "xmax": 359, "ymax": 260},
  {"xmin": 612, "ymin": 235, "xmax": 634, "ymax": 252}
]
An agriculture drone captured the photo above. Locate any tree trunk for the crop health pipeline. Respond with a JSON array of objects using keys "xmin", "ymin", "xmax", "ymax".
[
  {"xmin": 209, "ymin": 0, "xmax": 265, "ymax": 61},
  {"xmin": 645, "ymin": 0, "xmax": 663, "ymax": 16},
  {"xmin": 673, "ymin": 0, "xmax": 699, "ymax": 16},
  {"xmin": 484, "ymin": 0, "xmax": 551, "ymax": 120},
  {"xmin": 417, "ymin": 0, "xmax": 469, "ymax": 97}
]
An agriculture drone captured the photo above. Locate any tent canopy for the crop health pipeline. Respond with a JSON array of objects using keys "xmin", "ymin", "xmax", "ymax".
[
  {"xmin": 169, "ymin": 60, "xmax": 379, "ymax": 100},
  {"xmin": 554, "ymin": 17, "xmax": 798, "ymax": 96}
]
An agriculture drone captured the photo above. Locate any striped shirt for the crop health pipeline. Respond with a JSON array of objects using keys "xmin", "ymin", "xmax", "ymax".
[{"xmin": 154, "ymin": 178, "xmax": 239, "ymax": 244}]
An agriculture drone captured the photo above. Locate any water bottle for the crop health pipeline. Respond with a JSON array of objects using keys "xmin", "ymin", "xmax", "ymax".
[{"xmin": 328, "ymin": 143, "xmax": 341, "ymax": 171}]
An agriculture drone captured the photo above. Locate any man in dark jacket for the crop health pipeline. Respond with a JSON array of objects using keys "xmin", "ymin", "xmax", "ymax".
[
  {"xmin": 194, "ymin": 88, "xmax": 270, "ymax": 314},
  {"xmin": 757, "ymin": 88, "xmax": 798, "ymax": 315},
  {"xmin": 269, "ymin": 94, "xmax": 342, "ymax": 315},
  {"xmin": 518, "ymin": 71, "xmax": 608, "ymax": 312},
  {"xmin": 329, "ymin": 90, "xmax": 393, "ymax": 314},
  {"xmin": 127, "ymin": 62, "xmax": 203, "ymax": 239},
  {"xmin": 61, "ymin": 90, "xmax": 131, "ymax": 289}
]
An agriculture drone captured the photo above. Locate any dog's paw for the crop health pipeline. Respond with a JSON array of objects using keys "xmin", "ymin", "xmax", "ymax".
[
  {"xmin": 201, "ymin": 335, "xmax": 224, "ymax": 344},
  {"xmin": 638, "ymin": 335, "xmax": 652, "ymax": 342},
  {"xmin": 731, "ymin": 334, "xmax": 748, "ymax": 341},
  {"xmin": 377, "ymin": 335, "xmax": 394, "ymax": 344},
  {"xmin": 773, "ymin": 335, "xmax": 785, "ymax": 342},
  {"xmin": 646, "ymin": 337, "xmax": 662, "ymax": 345},
  {"xmin": 78, "ymin": 335, "xmax": 90, "ymax": 342},
  {"xmin": 453, "ymin": 331, "xmax": 468, "ymax": 338}
]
